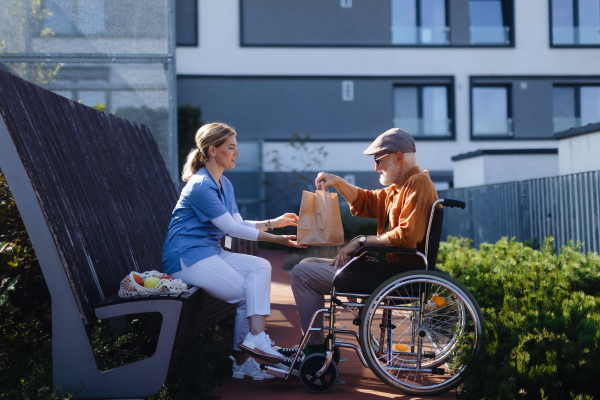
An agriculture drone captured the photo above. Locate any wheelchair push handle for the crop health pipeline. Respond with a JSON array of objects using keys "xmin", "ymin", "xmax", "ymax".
[{"xmin": 440, "ymin": 199, "xmax": 465, "ymax": 209}]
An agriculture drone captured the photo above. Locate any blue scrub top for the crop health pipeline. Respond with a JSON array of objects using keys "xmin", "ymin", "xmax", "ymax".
[{"xmin": 162, "ymin": 168, "xmax": 239, "ymax": 275}]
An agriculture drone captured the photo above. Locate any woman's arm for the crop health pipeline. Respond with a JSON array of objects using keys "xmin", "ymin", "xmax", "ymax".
[
  {"xmin": 213, "ymin": 213, "xmax": 306, "ymax": 248},
  {"xmin": 233, "ymin": 212, "xmax": 299, "ymax": 232}
]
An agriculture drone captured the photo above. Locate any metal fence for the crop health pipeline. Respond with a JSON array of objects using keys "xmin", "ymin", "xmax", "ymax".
[
  {"xmin": 438, "ymin": 170, "xmax": 600, "ymax": 254},
  {"xmin": 0, "ymin": 0, "xmax": 178, "ymax": 181}
]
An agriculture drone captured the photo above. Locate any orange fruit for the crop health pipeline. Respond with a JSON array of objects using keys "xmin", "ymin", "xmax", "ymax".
[
  {"xmin": 133, "ymin": 274, "xmax": 143, "ymax": 286},
  {"xmin": 395, "ymin": 344, "xmax": 408, "ymax": 352},
  {"xmin": 432, "ymin": 295, "xmax": 446, "ymax": 307}
]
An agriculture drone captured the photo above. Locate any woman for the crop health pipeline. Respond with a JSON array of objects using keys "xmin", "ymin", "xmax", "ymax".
[{"xmin": 162, "ymin": 122, "xmax": 306, "ymax": 382}]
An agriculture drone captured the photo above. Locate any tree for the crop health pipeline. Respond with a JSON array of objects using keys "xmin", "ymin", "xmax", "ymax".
[{"xmin": 177, "ymin": 104, "xmax": 203, "ymax": 174}]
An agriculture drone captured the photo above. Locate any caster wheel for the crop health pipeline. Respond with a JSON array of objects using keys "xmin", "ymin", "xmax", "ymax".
[{"xmin": 299, "ymin": 353, "xmax": 339, "ymax": 393}]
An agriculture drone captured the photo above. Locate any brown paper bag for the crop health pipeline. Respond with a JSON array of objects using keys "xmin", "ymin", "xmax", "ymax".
[{"xmin": 297, "ymin": 189, "xmax": 344, "ymax": 246}]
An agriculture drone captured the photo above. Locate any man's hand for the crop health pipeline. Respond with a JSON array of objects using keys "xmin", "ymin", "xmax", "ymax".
[
  {"xmin": 271, "ymin": 213, "xmax": 299, "ymax": 228},
  {"xmin": 315, "ymin": 172, "xmax": 341, "ymax": 190},
  {"xmin": 331, "ymin": 239, "xmax": 361, "ymax": 270}
]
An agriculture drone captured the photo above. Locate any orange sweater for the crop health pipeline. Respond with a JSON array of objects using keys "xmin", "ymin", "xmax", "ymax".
[{"xmin": 349, "ymin": 166, "xmax": 438, "ymax": 262}]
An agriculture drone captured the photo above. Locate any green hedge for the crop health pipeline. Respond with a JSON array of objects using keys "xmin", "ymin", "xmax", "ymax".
[
  {"xmin": 438, "ymin": 236, "xmax": 599, "ymax": 400},
  {"xmin": 0, "ymin": 172, "xmax": 232, "ymax": 399}
]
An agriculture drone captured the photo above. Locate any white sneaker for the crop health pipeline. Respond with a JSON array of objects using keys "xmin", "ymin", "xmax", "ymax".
[
  {"xmin": 238, "ymin": 332, "xmax": 284, "ymax": 363},
  {"xmin": 229, "ymin": 356, "xmax": 276, "ymax": 382}
]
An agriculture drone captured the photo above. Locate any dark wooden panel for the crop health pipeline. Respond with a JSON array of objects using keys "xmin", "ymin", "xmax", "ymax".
[{"xmin": 0, "ymin": 70, "xmax": 178, "ymax": 323}]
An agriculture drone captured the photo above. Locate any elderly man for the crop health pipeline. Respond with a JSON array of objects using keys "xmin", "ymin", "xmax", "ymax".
[{"xmin": 277, "ymin": 128, "xmax": 438, "ymax": 365}]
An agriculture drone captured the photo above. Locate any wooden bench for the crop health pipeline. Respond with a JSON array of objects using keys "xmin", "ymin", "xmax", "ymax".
[{"xmin": 0, "ymin": 69, "xmax": 256, "ymax": 398}]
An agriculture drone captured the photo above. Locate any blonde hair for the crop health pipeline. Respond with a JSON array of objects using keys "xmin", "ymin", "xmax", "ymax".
[{"xmin": 181, "ymin": 122, "xmax": 237, "ymax": 182}]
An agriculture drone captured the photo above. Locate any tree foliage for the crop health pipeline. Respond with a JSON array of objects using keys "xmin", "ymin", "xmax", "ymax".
[{"xmin": 177, "ymin": 104, "xmax": 203, "ymax": 174}]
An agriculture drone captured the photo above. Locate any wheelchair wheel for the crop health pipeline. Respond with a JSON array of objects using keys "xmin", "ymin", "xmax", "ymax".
[
  {"xmin": 299, "ymin": 353, "xmax": 339, "ymax": 393},
  {"xmin": 358, "ymin": 270, "xmax": 484, "ymax": 396}
]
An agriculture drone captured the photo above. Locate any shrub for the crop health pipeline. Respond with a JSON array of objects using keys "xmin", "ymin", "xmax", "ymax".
[{"xmin": 438, "ymin": 236, "xmax": 600, "ymax": 400}]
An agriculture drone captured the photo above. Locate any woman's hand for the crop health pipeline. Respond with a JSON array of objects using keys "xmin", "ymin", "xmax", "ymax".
[
  {"xmin": 315, "ymin": 172, "xmax": 340, "ymax": 190},
  {"xmin": 271, "ymin": 213, "xmax": 299, "ymax": 229},
  {"xmin": 276, "ymin": 235, "xmax": 308, "ymax": 249}
]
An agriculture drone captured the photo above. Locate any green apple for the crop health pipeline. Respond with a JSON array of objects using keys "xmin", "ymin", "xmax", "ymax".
[{"xmin": 143, "ymin": 277, "xmax": 160, "ymax": 289}]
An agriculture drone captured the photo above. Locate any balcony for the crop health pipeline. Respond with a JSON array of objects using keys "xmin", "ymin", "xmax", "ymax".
[
  {"xmin": 469, "ymin": 26, "xmax": 510, "ymax": 45},
  {"xmin": 552, "ymin": 27, "xmax": 600, "ymax": 45},
  {"xmin": 554, "ymin": 117, "xmax": 582, "ymax": 133},
  {"xmin": 472, "ymin": 118, "xmax": 513, "ymax": 137},
  {"xmin": 393, "ymin": 118, "xmax": 452, "ymax": 137},
  {"xmin": 391, "ymin": 26, "xmax": 450, "ymax": 45}
]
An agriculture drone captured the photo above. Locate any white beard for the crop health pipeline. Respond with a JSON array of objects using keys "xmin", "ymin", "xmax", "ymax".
[{"xmin": 379, "ymin": 163, "xmax": 399, "ymax": 186}]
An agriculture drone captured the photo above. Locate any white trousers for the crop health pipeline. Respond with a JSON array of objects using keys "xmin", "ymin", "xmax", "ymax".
[{"xmin": 173, "ymin": 250, "xmax": 272, "ymax": 350}]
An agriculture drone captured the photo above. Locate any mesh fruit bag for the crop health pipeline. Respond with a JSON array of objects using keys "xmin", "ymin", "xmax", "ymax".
[{"xmin": 118, "ymin": 271, "xmax": 188, "ymax": 298}]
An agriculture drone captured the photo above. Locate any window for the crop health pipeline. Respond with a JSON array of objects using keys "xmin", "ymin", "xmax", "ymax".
[
  {"xmin": 551, "ymin": 0, "xmax": 600, "ymax": 45},
  {"xmin": 43, "ymin": 0, "xmax": 105, "ymax": 36},
  {"xmin": 469, "ymin": 0, "xmax": 511, "ymax": 45},
  {"xmin": 52, "ymin": 66, "xmax": 110, "ymax": 108},
  {"xmin": 472, "ymin": 86, "xmax": 512, "ymax": 136},
  {"xmin": 391, "ymin": 0, "xmax": 449, "ymax": 45},
  {"xmin": 553, "ymin": 85, "xmax": 600, "ymax": 131},
  {"xmin": 394, "ymin": 85, "xmax": 451, "ymax": 137}
]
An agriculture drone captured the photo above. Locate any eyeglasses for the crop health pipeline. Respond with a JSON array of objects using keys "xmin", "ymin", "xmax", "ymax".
[{"xmin": 374, "ymin": 153, "xmax": 390, "ymax": 167}]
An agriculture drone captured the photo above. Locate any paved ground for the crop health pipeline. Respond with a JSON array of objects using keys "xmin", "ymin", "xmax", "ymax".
[{"xmin": 213, "ymin": 249, "xmax": 456, "ymax": 400}]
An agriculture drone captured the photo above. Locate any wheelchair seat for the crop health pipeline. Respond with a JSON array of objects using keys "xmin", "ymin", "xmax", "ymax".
[
  {"xmin": 332, "ymin": 204, "xmax": 443, "ymax": 296},
  {"xmin": 333, "ymin": 260, "xmax": 425, "ymax": 294}
]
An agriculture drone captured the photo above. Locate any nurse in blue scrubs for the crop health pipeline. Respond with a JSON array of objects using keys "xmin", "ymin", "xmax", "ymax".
[{"xmin": 162, "ymin": 122, "xmax": 306, "ymax": 381}]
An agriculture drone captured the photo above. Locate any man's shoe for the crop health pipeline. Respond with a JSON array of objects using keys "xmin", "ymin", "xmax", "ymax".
[
  {"xmin": 274, "ymin": 348, "xmax": 305, "ymax": 370},
  {"xmin": 229, "ymin": 356, "xmax": 276, "ymax": 382},
  {"xmin": 238, "ymin": 332, "xmax": 284, "ymax": 364},
  {"xmin": 274, "ymin": 345, "xmax": 300, "ymax": 358}
]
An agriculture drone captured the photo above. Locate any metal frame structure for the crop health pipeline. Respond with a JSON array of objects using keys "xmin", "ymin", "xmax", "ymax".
[{"xmin": 0, "ymin": 0, "xmax": 179, "ymax": 182}]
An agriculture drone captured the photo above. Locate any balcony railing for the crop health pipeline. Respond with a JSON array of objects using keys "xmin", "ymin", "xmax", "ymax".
[
  {"xmin": 469, "ymin": 26, "xmax": 510, "ymax": 45},
  {"xmin": 472, "ymin": 118, "xmax": 513, "ymax": 136},
  {"xmin": 554, "ymin": 117, "xmax": 582, "ymax": 133},
  {"xmin": 552, "ymin": 27, "xmax": 600, "ymax": 45},
  {"xmin": 391, "ymin": 26, "xmax": 450, "ymax": 45},
  {"xmin": 393, "ymin": 118, "xmax": 452, "ymax": 136}
]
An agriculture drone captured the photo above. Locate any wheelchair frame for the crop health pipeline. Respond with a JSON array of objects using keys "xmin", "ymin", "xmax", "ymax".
[{"xmin": 262, "ymin": 199, "xmax": 483, "ymax": 395}]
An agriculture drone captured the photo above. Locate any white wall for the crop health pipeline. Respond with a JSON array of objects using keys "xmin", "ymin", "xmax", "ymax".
[
  {"xmin": 177, "ymin": 0, "xmax": 598, "ymax": 174},
  {"xmin": 558, "ymin": 130, "xmax": 600, "ymax": 175},
  {"xmin": 453, "ymin": 157, "xmax": 485, "ymax": 188},
  {"xmin": 453, "ymin": 154, "xmax": 559, "ymax": 188}
]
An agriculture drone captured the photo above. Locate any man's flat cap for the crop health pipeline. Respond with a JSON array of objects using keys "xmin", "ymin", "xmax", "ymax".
[{"xmin": 363, "ymin": 128, "xmax": 416, "ymax": 156}]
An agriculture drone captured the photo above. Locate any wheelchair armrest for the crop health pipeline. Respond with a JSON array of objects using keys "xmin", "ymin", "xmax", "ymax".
[{"xmin": 353, "ymin": 245, "xmax": 417, "ymax": 258}]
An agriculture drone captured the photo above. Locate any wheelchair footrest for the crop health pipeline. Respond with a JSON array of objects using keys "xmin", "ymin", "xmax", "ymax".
[
  {"xmin": 393, "ymin": 350, "xmax": 436, "ymax": 359},
  {"xmin": 384, "ymin": 366, "xmax": 446, "ymax": 375}
]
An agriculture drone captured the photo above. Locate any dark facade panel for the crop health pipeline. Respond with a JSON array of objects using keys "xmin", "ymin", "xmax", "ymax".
[
  {"xmin": 471, "ymin": 76, "xmax": 560, "ymax": 140},
  {"xmin": 178, "ymin": 76, "xmax": 407, "ymax": 140},
  {"xmin": 176, "ymin": 0, "xmax": 198, "ymax": 46},
  {"xmin": 512, "ymin": 79, "xmax": 554, "ymax": 139},
  {"xmin": 449, "ymin": 0, "xmax": 470, "ymax": 45},
  {"xmin": 241, "ymin": 0, "xmax": 391, "ymax": 45}
]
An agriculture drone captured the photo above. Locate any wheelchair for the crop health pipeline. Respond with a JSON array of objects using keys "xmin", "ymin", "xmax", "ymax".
[{"xmin": 261, "ymin": 199, "xmax": 485, "ymax": 396}]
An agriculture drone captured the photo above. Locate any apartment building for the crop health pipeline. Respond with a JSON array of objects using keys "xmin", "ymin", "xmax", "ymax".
[{"xmin": 174, "ymin": 0, "xmax": 600, "ymax": 218}]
